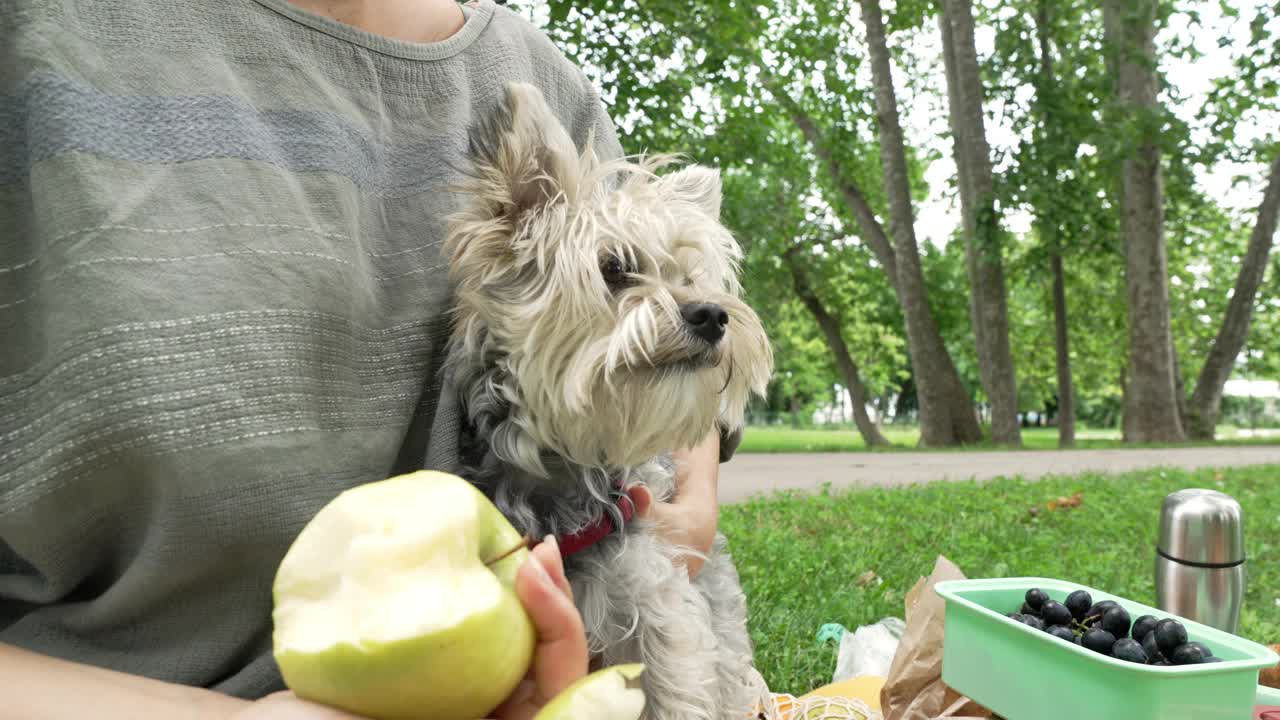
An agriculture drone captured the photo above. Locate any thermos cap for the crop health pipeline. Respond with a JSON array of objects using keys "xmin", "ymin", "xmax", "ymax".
[{"xmin": 1157, "ymin": 489, "xmax": 1245, "ymax": 566}]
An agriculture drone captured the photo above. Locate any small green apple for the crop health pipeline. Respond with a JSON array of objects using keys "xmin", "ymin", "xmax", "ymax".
[
  {"xmin": 272, "ymin": 470, "xmax": 536, "ymax": 720},
  {"xmin": 533, "ymin": 664, "xmax": 647, "ymax": 720}
]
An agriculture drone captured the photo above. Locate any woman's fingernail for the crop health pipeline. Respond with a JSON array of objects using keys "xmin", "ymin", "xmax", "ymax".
[
  {"xmin": 543, "ymin": 534, "xmax": 558, "ymax": 553},
  {"xmin": 530, "ymin": 552, "xmax": 553, "ymax": 587}
]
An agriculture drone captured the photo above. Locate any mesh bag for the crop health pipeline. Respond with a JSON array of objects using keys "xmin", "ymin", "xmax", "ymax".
[
  {"xmin": 751, "ymin": 689, "xmax": 988, "ymax": 720},
  {"xmin": 752, "ymin": 692, "xmax": 880, "ymax": 720}
]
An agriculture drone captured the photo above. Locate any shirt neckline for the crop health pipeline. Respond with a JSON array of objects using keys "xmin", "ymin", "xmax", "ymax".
[{"xmin": 250, "ymin": 0, "xmax": 496, "ymax": 61}]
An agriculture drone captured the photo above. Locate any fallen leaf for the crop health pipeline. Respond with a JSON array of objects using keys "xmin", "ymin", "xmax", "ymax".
[
  {"xmin": 1043, "ymin": 491, "xmax": 1084, "ymax": 513},
  {"xmin": 857, "ymin": 570, "xmax": 881, "ymax": 588}
]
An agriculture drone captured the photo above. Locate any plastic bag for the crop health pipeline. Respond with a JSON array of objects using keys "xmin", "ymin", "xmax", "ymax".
[{"xmin": 832, "ymin": 617, "xmax": 906, "ymax": 683}]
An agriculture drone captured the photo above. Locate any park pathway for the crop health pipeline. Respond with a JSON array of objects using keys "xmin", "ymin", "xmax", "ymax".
[{"xmin": 718, "ymin": 445, "xmax": 1280, "ymax": 504}]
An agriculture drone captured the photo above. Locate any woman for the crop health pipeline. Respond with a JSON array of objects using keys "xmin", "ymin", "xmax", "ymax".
[{"xmin": 0, "ymin": 0, "xmax": 725, "ymax": 717}]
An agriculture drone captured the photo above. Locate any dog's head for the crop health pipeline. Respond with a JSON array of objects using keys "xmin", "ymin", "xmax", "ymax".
[{"xmin": 445, "ymin": 83, "xmax": 772, "ymax": 473}]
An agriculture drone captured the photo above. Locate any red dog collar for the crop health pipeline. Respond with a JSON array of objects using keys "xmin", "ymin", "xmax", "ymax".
[{"xmin": 557, "ymin": 492, "xmax": 636, "ymax": 558}]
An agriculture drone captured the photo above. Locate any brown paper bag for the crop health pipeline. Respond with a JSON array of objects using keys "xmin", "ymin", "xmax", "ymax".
[
  {"xmin": 879, "ymin": 556, "xmax": 994, "ymax": 720},
  {"xmin": 1261, "ymin": 645, "xmax": 1280, "ymax": 689}
]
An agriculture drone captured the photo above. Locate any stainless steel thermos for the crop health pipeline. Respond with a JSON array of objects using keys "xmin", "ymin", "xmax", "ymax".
[{"xmin": 1154, "ymin": 488, "xmax": 1245, "ymax": 634}]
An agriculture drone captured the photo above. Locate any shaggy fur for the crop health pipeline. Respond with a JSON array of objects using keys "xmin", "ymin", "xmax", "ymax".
[{"xmin": 443, "ymin": 83, "xmax": 773, "ymax": 720}]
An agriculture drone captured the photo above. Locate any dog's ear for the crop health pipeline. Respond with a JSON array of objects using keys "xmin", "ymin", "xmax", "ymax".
[
  {"xmin": 466, "ymin": 82, "xmax": 582, "ymax": 221},
  {"xmin": 658, "ymin": 165, "xmax": 722, "ymax": 219}
]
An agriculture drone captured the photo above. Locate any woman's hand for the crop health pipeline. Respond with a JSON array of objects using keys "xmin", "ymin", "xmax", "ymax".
[
  {"xmin": 626, "ymin": 428, "xmax": 721, "ymax": 577},
  {"xmin": 486, "ymin": 536, "xmax": 588, "ymax": 720}
]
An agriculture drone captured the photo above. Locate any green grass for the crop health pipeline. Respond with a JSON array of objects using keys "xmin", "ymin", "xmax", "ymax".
[
  {"xmin": 737, "ymin": 425, "xmax": 1280, "ymax": 453},
  {"xmin": 720, "ymin": 464, "xmax": 1280, "ymax": 695}
]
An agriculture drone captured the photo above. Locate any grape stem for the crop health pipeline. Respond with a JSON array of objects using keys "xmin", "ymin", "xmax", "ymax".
[{"xmin": 1072, "ymin": 613, "xmax": 1103, "ymax": 633}]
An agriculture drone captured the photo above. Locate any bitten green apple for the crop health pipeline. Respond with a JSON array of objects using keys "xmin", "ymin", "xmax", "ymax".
[
  {"xmin": 533, "ymin": 664, "xmax": 647, "ymax": 720},
  {"xmin": 272, "ymin": 471, "xmax": 535, "ymax": 720}
]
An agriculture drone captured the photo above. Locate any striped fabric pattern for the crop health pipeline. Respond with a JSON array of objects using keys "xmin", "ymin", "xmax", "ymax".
[{"xmin": 0, "ymin": 0, "xmax": 619, "ymax": 697}]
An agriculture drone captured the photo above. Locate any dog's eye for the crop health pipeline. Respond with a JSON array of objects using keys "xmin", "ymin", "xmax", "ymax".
[{"xmin": 601, "ymin": 255, "xmax": 633, "ymax": 288}]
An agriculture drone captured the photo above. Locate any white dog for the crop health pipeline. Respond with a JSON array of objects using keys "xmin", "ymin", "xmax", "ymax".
[{"xmin": 443, "ymin": 83, "xmax": 774, "ymax": 720}]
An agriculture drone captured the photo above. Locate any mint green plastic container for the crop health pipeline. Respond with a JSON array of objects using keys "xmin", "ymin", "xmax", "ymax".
[{"xmin": 934, "ymin": 578, "xmax": 1279, "ymax": 720}]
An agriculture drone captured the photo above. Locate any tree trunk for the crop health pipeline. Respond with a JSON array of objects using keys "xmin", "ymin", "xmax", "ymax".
[
  {"xmin": 1187, "ymin": 152, "xmax": 1280, "ymax": 438},
  {"xmin": 935, "ymin": 0, "xmax": 1022, "ymax": 447},
  {"xmin": 854, "ymin": 0, "xmax": 982, "ymax": 447},
  {"xmin": 1172, "ymin": 351, "xmax": 1189, "ymax": 433},
  {"xmin": 780, "ymin": 101, "xmax": 979, "ymax": 446},
  {"xmin": 1032, "ymin": 0, "xmax": 1075, "ymax": 448},
  {"xmin": 783, "ymin": 109, "xmax": 899, "ymax": 290},
  {"xmin": 1051, "ymin": 251, "xmax": 1076, "ymax": 447},
  {"xmin": 1120, "ymin": 363, "xmax": 1135, "ymax": 441},
  {"xmin": 784, "ymin": 249, "xmax": 891, "ymax": 447},
  {"xmin": 1103, "ymin": 0, "xmax": 1186, "ymax": 443},
  {"xmin": 894, "ymin": 375, "xmax": 916, "ymax": 423}
]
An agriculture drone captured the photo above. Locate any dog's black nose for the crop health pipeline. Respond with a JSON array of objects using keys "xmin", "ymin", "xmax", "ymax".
[{"xmin": 680, "ymin": 303, "xmax": 729, "ymax": 344}]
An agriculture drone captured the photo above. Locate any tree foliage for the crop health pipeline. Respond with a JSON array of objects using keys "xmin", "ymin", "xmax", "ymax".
[{"xmin": 510, "ymin": 0, "xmax": 1279, "ymax": 438}]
